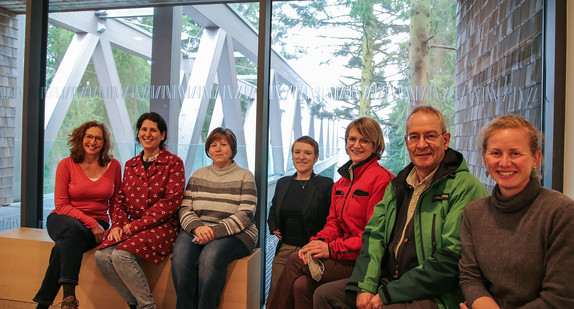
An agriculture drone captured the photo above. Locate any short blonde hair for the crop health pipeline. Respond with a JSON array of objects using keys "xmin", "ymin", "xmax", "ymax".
[
  {"xmin": 345, "ymin": 117, "xmax": 385, "ymax": 159},
  {"xmin": 480, "ymin": 114, "xmax": 542, "ymax": 155}
]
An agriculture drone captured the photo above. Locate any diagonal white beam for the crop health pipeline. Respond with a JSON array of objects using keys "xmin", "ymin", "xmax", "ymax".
[
  {"xmin": 49, "ymin": 11, "xmax": 152, "ymax": 60},
  {"xmin": 216, "ymin": 35, "xmax": 249, "ymax": 169},
  {"xmin": 178, "ymin": 27, "xmax": 226, "ymax": 175},
  {"xmin": 208, "ymin": 95, "xmax": 224, "ymax": 133},
  {"xmin": 268, "ymin": 72, "xmax": 284, "ymax": 175},
  {"xmin": 92, "ymin": 39, "xmax": 134, "ymax": 164},
  {"xmin": 183, "ymin": 4, "xmax": 315, "ymax": 91},
  {"xmin": 243, "ymin": 97, "xmax": 257, "ymax": 172},
  {"xmin": 281, "ymin": 86, "xmax": 297, "ymax": 172},
  {"xmin": 44, "ymin": 32, "xmax": 99, "ymax": 161}
]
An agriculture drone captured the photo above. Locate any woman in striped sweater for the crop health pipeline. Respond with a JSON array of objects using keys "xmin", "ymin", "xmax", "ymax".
[{"xmin": 171, "ymin": 127, "xmax": 257, "ymax": 309}]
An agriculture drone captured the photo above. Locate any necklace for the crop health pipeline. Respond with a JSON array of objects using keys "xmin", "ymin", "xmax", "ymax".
[
  {"xmin": 297, "ymin": 179, "xmax": 309, "ymax": 188},
  {"xmin": 143, "ymin": 151, "xmax": 160, "ymax": 162}
]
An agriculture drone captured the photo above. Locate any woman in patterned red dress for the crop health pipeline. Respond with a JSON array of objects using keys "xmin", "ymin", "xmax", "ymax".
[{"xmin": 95, "ymin": 112, "xmax": 185, "ymax": 309}]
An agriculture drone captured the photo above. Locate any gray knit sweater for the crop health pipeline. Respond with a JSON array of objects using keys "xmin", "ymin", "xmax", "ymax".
[
  {"xmin": 459, "ymin": 178, "xmax": 574, "ymax": 308},
  {"xmin": 179, "ymin": 162, "xmax": 258, "ymax": 252}
]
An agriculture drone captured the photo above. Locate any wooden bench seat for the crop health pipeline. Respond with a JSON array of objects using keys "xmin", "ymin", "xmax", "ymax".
[{"xmin": 0, "ymin": 228, "xmax": 260, "ymax": 309}]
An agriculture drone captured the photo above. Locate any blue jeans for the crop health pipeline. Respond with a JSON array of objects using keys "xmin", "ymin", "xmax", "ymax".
[
  {"xmin": 34, "ymin": 213, "xmax": 109, "ymax": 305},
  {"xmin": 171, "ymin": 229, "xmax": 249, "ymax": 309},
  {"xmin": 94, "ymin": 246, "xmax": 157, "ymax": 309}
]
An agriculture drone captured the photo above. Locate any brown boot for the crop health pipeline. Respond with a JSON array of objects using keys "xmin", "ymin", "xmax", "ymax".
[{"xmin": 60, "ymin": 296, "xmax": 79, "ymax": 309}]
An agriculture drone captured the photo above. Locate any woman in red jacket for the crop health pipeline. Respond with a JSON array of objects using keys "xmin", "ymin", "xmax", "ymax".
[
  {"xmin": 267, "ymin": 117, "xmax": 394, "ymax": 309},
  {"xmin": 95, "ymin": 112, "xmax": 185, "ymax": 309},
  {"xmin": 34, "ymin": 121, "xmax": 121, "ymax": 309}
]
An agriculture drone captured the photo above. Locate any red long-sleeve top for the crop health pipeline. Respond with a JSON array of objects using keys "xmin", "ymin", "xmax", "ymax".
[{"xmin": 52, "ymin": 157, "xmax": 122, "ymax": 228}]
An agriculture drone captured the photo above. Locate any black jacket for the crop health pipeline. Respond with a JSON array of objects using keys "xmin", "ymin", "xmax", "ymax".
[{"xmin": 267, "ymin": 172, "xmax": 333, "ymax": 252}]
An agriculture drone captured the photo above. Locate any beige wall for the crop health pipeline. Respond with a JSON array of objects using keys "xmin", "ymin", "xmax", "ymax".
[{"xmin": 564, "ymin": 2, "xmax": 574, "ymax": 198}]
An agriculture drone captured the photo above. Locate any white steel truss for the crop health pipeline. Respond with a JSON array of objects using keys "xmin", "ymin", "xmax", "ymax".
[{"xmin": 45, "ymin": 4, "xmax": 340, "ymax": 177}]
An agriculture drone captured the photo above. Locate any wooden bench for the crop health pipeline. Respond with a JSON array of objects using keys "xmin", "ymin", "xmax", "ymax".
[{"xmin": 0, "ymin": 228, "xmax": 260, "ymax": 309}]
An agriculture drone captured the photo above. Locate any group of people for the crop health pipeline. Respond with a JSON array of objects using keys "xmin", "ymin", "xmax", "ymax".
[
  {"xmin": 265, "ymin": 106, "xmax": 573, "ymax": 309},
  {"xmin": 32, "ymin": 105, "xmax": 574, "ymax": 309},
  {"xmin": 34, "ymin": 113, "xmax": 257, "ymax": 309}
]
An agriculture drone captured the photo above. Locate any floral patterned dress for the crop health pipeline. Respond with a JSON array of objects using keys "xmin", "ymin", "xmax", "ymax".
[{"xmin": 98, "ymin": 149, "xmax": 186, "ymax": 264}]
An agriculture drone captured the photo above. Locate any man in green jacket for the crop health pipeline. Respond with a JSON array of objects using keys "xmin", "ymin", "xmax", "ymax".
[{"xmin": 314, "ymin": 106, "xmax": 488, "ymax": 309}]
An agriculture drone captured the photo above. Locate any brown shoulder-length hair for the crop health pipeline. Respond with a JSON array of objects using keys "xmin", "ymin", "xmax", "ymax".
[
  {"xmin": 68, "ymin": 121, "xmax": 113, "ymax": 166},
  {"xmin": 345, "ymin": 117, "xmax": 385, "ymax": 159},
  {"xmin": 204, "ymin": 127, "xmax": 238, "ymax": 160}
]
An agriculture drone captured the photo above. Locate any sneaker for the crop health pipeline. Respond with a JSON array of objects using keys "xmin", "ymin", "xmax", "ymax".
[{"xmin": 60, "ymin": 296, "xmax": 79, "ymax": 309}]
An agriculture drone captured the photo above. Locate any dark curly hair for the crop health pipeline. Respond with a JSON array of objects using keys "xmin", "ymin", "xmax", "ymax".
[
  {"xmin": 68, "ymin": 121, "xmax": 113, "ymax": 166},
  {"xmin": 136, "ymin": 112, "xmax": 168, "ymax": 149}
]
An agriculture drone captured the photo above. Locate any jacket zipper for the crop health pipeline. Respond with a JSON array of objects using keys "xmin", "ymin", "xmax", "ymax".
[
  {"xmin": 340, "ymin": 176, "xmax": 354, "ymax": 218},
  {"xmin": 417, "ymin": 199, "xmax": 426, "ymax": 261},
  {"xmin": 431, "ymin": 213, "xmax": 437, "ymax": 256}
]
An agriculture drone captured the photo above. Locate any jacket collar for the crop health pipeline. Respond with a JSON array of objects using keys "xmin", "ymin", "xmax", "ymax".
[
  {"xmin": 130, "ymin": 148, "xmax": 170, "ymax": 167},
  {"xmin": 337, "ymin": 153, "xmax": 378, "ymax": 180},
  {"xmin": 130, "ymin": 148, "xmax": 171, "ymax": 179},
  {"xmin": 392, "ymin": 148, "xmax": 465, "ymax": 190},
  {"xmin": 290, "ymin": 171, "xmax": 317, "ymax": 181}
]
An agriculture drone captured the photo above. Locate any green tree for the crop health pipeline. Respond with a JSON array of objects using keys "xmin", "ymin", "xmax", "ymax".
[{"xmin": 281, "ymin": 0, "xmax": 409, "ymax": 118}]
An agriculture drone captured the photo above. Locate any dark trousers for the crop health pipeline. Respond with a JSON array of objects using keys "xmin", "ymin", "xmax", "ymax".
[
  {"xmin": 33, "ymin": 213, "xmax": 108, "ymax": 305},
  {"xmin": 171, "ymin": 230, "xmax": 249, "ymax": 309},
  {"xmin": 266, "ymin": 252, "xmax": 355, "ymax": 309},
  {"xmin": 314, "ymin": 278, "xmax": 439, "ymax": 309}
]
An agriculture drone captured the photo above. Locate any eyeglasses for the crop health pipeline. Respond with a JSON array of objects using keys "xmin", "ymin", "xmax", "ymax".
[
  {"xmin": 84, "ymin": 134, "xmax": 104, "ymax": 143},
  {"xmin": 405, "ymin": 132, "xmax": 444, "ymax": 144},
  {"xmin": 346, "ymin": 136, "xmax": 371, "ymax": 146}
]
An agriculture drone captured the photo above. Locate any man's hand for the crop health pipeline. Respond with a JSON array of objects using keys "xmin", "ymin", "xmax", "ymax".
[
  {"xmin": 356, "ymin": 292, "xmax": 375, "ymax": 309},
  {"xmin": 368, "ymin": 293, "xmax": 383, "ymax": 309}
]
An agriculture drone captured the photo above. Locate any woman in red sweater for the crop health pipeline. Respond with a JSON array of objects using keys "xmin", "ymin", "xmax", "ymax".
[{"xmin": 33, "ymin": 121, "xmax": 121, "ymax": 309}]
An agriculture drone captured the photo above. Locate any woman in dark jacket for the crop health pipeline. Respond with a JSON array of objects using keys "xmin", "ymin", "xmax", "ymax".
[{"xmin": 267, "ymin": 136, "xmax": 334, "ymax": 295}]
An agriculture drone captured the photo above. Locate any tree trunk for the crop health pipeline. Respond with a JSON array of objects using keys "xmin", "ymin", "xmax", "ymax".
[
  {"xmin": 409, "ymin": 0, "xmax": 430, "ymax": 106},
  {"xmin": 358, "ymin": 1, "xmax": 375, "ymax": 117}
]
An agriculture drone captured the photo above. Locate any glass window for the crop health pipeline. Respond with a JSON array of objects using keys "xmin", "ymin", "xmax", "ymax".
[
  {"xmin": 36, "ymin": 5, "xmax": 259, "ymax": 228},
  {"xmin": 264, "ymin": 0, "xmax": 543, "ymax": 301}
]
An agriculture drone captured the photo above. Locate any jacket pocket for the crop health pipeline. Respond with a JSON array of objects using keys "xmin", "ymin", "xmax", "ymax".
[{"xmin": 353, "ymin": 189, "xmax": 369, "ymax": 197}]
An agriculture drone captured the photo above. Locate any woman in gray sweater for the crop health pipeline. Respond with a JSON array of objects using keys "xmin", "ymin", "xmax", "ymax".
[
  {"xmin": 171, "ymin": 127, "xmax": 257, "ymax": 309},
  {"xmin": 459, "ymin": 115, "xmax": 574, "ymax": 309}
]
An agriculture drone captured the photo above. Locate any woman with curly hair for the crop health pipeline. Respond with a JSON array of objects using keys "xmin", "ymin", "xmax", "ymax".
[{"xmin": 33, "ymin": 121, "xmax": 121, "ymax": 309}]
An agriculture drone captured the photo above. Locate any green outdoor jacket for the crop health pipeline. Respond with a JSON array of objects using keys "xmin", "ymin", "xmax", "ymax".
[{"xmin": 347, "ymin": 148, "xmax": 488, "ymax": 309}]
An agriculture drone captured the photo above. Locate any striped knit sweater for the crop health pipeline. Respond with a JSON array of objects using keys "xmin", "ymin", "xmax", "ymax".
[{"xmin": 179, "ymin": 162, "xmax": 258, "ymax": 252}]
